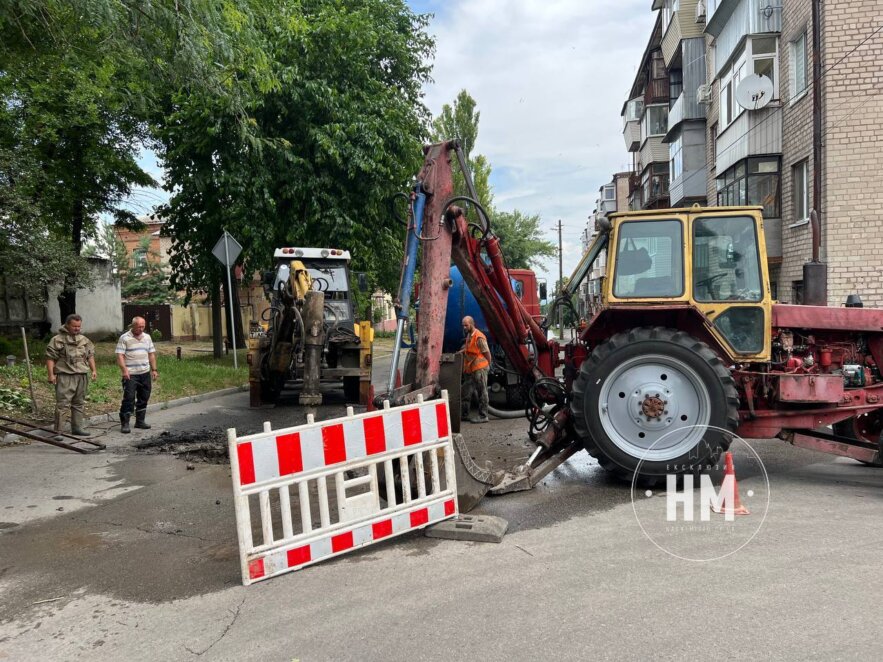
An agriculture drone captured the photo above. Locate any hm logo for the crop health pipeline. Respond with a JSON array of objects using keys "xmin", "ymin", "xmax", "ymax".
[{"xmin": 665, "ymin": 474, "xmax": 739, "ymax": 522}]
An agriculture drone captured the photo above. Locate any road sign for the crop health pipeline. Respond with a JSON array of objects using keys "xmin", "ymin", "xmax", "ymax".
[
  {"xmin": 212, "ymin": 231, "xmax": 243, "ymax": 267},
  {"xmin": 212, "ymin": 231, "xmax": 243, "ymax": 369}
]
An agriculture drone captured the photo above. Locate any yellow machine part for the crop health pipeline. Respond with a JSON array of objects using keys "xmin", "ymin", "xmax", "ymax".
[
  {"xmin": 288, "ymin": 260, "xmax": 313, "ymax": 300},
  {"xmin": 602, "ymin": 206, "xmax": 773, "ymax": 363}
]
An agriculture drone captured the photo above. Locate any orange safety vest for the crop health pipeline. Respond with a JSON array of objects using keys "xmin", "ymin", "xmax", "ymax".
[{"xmin": 464, "ymin": 329, "xmax": 490, "ymax": 374}]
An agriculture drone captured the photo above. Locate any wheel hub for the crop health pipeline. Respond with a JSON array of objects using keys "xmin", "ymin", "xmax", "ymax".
[{"xmin": 597, "ymin": 355, "xmax": 711, "ymax": 461}]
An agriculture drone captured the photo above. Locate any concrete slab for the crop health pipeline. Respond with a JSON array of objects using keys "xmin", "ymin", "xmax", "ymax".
[{"xmin": 425, "ymin": 514, "xmax": 508, "ymax": 543}]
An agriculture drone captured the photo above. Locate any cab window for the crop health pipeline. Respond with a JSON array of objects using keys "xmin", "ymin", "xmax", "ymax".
[
  {"xmin": 613, "ymin": 220, "xmax": 684, "ymax": 298},
  {"xmin": 692, "ymin": 216, "xmax": 762, "ymax": 302}
]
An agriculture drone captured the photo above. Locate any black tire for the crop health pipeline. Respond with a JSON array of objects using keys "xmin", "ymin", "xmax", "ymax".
[
  {"xmin": 343, "ymin": 376, "xmax": 361, "ymax": 403},
  {"xmin": 571, "ymin": 327, "xmax": 740, "ymax": 483},
  {"xmin": 832, "ymin": 417, "xmax": 883, "ymax": 467},
  {"xmin": 259, "ymin": 374, "xmax": 284, "ymax": 404}
]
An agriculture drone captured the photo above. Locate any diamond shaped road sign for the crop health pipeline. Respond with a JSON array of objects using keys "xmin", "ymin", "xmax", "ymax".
[{"xmin": 212, "ymin": 231, "xmax": 243, "ymax": 267}]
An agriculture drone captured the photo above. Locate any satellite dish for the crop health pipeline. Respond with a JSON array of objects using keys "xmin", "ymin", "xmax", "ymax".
[{"xmin": 735, "ymin": 74, "xmax": 775, "ymax": 111}]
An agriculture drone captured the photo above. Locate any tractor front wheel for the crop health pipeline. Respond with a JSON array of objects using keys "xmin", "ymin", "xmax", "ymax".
[{"xmin": 571, "ymin": 327, "xmax": 739, "ymax": 483}]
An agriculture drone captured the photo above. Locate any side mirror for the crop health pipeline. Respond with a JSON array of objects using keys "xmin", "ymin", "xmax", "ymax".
[
  {"xmin": 356, "ymin": 272, "xmax": 369, "ymax": 293},
  {"xmin": 539, "ymin": 281, "xmax": 548, "ymax": 301}
]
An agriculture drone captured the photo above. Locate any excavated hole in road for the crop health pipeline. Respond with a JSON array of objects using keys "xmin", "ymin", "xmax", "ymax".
[{"xmin": 134, "ymin": 427, "xmax": 230, "ymax": 464}]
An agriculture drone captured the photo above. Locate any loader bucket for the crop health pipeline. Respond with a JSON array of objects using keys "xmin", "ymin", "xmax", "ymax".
[{"xmin": 451, "ymin": 433, "xmax": 496, "ymax": 512}]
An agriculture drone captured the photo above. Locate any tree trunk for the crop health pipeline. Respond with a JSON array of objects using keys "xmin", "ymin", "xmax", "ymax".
[
  {"xmin": 57, "ymin": 197, "xmax": 85, "ymax": 320},
  {"xmin": 211, "ymin": 277, "xmax": 223, "ymax": 359},
  {"xmin": 221, "ymin": 267, "xmax": 246, "ymax": 349}
]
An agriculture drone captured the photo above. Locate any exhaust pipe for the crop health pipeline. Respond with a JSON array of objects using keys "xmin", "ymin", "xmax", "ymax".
[{"xmin": 802, "ymin": 209, "xmax": 827, "ymax": 306}]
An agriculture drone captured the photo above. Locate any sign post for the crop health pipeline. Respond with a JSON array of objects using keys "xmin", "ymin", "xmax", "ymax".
[{"xmin": 212, "ymin": 231, "xmax": 244, "ymax": 369}]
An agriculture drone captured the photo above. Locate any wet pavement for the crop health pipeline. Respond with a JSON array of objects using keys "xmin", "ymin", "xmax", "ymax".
[{"xmin": 1, "ymin": 352, "xmax": 882, "ymax": 660}]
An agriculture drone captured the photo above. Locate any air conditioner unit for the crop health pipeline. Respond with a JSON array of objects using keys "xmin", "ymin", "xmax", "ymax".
[
  {"xmin": 696, "ymin": 0, "xmax": 706, "ymax": 23},
  {"xmin": 696, "ymin": 84, "xmax": 712, "ymax": 104}
]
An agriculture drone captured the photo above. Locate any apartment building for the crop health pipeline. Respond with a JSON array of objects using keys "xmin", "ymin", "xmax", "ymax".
[
  {"xmin": 621, "ymin": 15, "xmax": 671, "ymax": 211},
  {"xmin": 777, "ymin": 0, "xmax": 883, "ymax": 306},
  {"xmin": 657, "ymin": 0, "xmax": 709, "ymax": 207}
]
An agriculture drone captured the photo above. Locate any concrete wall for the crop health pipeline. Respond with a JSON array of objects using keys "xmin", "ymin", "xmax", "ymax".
[{"xmin": 48, "ymin": 258, "xmax": 123, "ymax": 337}]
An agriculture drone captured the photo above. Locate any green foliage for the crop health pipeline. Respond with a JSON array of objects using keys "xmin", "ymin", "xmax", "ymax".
[
  {"xmin": 430, "ymin": 90, "xmax": 493, "ymax": 209},
  {"xmin": 150, "ymin": 329, "xmax": 163, "ymax": 342},
  {"xmin": 121, "ymin": 237, "xmax": 175, "ymax": 305},
  {"xmin": 492, "ymin": 210, "xmax": 557, "ymax": 270},
  {"xmin": 0, "ymin": 386, "xmax": 30, "ymax": 411},
  {"xmin": 83, "ymin": 223, "xmax": 128, "ymax": 277},
  {"xmin": 159, "ymin": 0, "xmax": 434, "ymax": 302}
]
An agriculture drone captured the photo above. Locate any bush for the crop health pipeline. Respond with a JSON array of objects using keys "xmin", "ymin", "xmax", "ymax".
[
  {"xmin": 150, "ymin": 328, "xmax": 163, "ymax": 342},
  {"xmin": 0, "ymin": 336, "xmax": 15, "ymax": 356},
  {"xmin": 0, "ymin": 386, "xmax": 30, "ymax": 411}
]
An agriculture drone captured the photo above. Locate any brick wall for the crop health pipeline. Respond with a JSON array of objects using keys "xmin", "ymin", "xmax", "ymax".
[
  {"xmin": 821, "ymin": 0, "xmax": 883, "ymax": 307},
  {"xmin": 778, "ymin": 0, "xmax": 815, "ymax": 302}
]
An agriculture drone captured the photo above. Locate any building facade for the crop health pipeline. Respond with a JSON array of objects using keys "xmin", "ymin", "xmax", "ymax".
[{"xmin": 613, "ymin": 0, "xmax": 883, "ymax": 306}]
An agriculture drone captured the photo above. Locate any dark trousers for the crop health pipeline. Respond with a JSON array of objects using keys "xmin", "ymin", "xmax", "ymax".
[{"xmin": 120, "ymin": 373, "xmax": 152, "ymax": 417}]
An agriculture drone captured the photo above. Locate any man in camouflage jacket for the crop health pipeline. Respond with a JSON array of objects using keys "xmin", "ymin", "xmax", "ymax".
[{"xmin": 45, "ymin": 314, "xmax": 97, "ymax": 436}]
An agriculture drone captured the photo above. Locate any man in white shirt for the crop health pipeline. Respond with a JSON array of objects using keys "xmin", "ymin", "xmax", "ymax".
[{"xmin": 115, "ymin": 316, "xmax": 158, "ymax": 433}]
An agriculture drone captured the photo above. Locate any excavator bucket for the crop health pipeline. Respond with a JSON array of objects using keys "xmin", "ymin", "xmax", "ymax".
[{"xmin": 450, "ymin": 433, "xmax": 495, "ymax": 512}]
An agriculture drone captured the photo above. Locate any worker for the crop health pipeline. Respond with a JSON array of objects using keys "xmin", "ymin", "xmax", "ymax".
[
  {"xmin": 45, "ymin": 314, "xmax": 97, "ymax": 437},
  {"xmin": 460, "ymin": 315, "xmax": 492, "ymax": 424},
  {"xmin": 578, "ymin": 318, "xmax": 588, "ymax": 331},
  {"xmin": 115, "ymin": 316, "xmax": 158, "ymax": 434}
]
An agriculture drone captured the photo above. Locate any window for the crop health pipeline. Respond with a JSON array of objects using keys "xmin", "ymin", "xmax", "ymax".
[
  {"xmin": 623, "ymin": 97, "xmax": 644, "ymax": 123},
  {"xmin": 663, "ymin": 0, "xmax": 673, "ymax": 32},
  {"xmin": 613, "ymin": 220, "xmax": 684, "ymax": 298},
  {"xmin": 670, "ymin": 134, "xmax": 684, "ymax": 181},
  {"xmin": 716, "ymin": 157, "xmax": 781, "ymax": 217},
  {"xmin": 133, "ymin": 248, "xmax": 147, "ymax": 269},
  {"xmin": 693, "ymin": 215, "xmax": 763, "ymax": 303},
  {"xmin": 709, "ymin": 123, "xmax": 718, "ymax": 168},
  {"xmin": 651, "ymin": 51, "xmax": 666, "ymax": 80},
  {"xmin": 790, "ymin": 31, "xmax": 808, "ymax": 99},
  {"xmin": 719, "ymin": 37, "xmax": 780, "ymax": 128},
  {"xmin": 792, "ymin": 280, "xmax": 804, "ymax": 305},
  {"xmin": 643, "ymin": 105, "xmax": 668, "ymax": 137},
  {"xmin": 669, "ymin": 69, "xmax": 683, "ymax": 101},
  {"xmin": 792, "ymin": 160, "xmax": 809, "ymax": 223},
  {"xmin": 603, "ymin": 184, "xmax": 616, "ymax": 201}
]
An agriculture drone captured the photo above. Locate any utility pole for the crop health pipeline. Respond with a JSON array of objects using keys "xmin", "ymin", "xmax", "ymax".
[{"xmin": 557, "ymin": 219, "xmax": 563, "ymax": 336}]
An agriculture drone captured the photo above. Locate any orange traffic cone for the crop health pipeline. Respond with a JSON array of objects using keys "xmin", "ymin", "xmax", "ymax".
[{"xmin": 712, "ymin": 451, "xmax": 750, "ymax": 516}]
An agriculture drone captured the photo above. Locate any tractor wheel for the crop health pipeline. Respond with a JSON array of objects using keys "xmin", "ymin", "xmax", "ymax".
[
  {"xmin": 832, "ymin": 415, "xmax": 883, "ymax": 467},
  {"xmin": 259, "ymin": 374, "xmax": 284, "ymax": 404},
  {"xmin": 571, "ymin": 327, "xmax": 739, "ymax": 483},
  {"xmin": 343, "ymin": 376, "xmax": 361, "ymax": 403}
]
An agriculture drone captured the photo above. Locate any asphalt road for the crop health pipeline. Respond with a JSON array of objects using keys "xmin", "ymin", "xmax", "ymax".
[{"xmin": 1, "ymin": 352, "xmax": 882, "ymax": 661}]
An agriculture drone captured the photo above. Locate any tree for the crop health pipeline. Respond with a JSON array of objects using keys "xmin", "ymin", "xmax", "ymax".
[
  {"xmin": 0, "ymin": 147, "xmax": 92, "ymax": 304},
  {"xmin": 430, "ymin": 89, "xmax": 493, "ymax": 208},
  {"xmin": 159, "ymin": 0, "xmax": 435, "ymax": 309},
  {"xmin": 82, "ymin": 223, "xmax": 128, "ymax": 277},
  {"xmin": 120, "ymin": 237, "xmax": 176, "ymax": 305},
  {"xmin": 0, "ymin": 1, "xmax": 270, "ymax": 318},
  {"xmin": 491, "ymin": 210, "xmax": 557, "ymax": 270}
]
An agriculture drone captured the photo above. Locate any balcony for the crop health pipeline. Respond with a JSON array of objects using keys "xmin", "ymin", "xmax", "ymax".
[
  {"xmin": 644, "ymin": 174, "xmax": 671, "ymax": 208},
  {"xmin": 623, "ymin": 119, "xmax": 641, "ymax": 152},
  {"xmin": 644, "ymin": 77, "xmax": 669, "ymax": 106},
  {"xmin": 715, "ymin": 104, "xmax": 782, "ymax": 176}
]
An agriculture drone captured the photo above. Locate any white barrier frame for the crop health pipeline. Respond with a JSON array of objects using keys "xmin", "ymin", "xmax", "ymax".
[{"xmin": 228, "ymin": 392, "xmax": 458, "ymax": 585}]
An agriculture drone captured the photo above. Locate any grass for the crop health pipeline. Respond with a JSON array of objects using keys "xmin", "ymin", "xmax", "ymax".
[{"xmin": 0, "ymin": 340, "xmax": 247, "ymax": 424}]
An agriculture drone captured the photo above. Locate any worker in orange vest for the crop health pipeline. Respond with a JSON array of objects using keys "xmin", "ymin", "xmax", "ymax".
[{"xmin": 459, "ymin": 316, "xmax": 492, "ymax": 424}]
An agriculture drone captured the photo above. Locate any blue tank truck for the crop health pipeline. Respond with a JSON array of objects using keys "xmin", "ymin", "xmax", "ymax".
[{"xmin": 402, "ymin": 266, "xmax": 546, "ymax": 410}]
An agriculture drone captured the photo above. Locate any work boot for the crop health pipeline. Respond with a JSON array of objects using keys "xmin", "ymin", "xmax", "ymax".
[
  {"xmin": 53, "ymin": 411, "xmax": 65, "ymax": 441},
  {"xmin": 70, "ymin": 411, "xmax": 90, "ymax": 437},
  {"xmin": 120, "ymin": 414, "xmax": 131, "ymax": 434},
  {"xmin": 134, "ymin": 411, "xmax": 151, "ymax": 430},
  {"xmin": 469, "ymin": 416, "xmax": 489, "ymax": 424}
]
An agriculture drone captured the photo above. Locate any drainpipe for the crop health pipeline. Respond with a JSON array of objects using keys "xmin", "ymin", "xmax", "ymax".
[{"xmin": 803, "ymin": 0, "xmax": 827, "ymax": 307}]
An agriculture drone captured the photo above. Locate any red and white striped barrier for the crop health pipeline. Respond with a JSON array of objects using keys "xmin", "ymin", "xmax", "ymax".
[{"xmin": 228, "ymin": 392, "xmax": 458, "ymax": 585}]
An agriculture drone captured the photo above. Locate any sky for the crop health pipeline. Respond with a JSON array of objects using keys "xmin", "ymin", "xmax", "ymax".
[{"xmin": 132, "ymin": 0, "xmax": 657, "ymax": 288}]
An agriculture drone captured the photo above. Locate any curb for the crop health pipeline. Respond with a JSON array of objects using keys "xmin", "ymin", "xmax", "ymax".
[{"xmin": 1, "ymin": 385, "xmax": 248, "ymax": 443}]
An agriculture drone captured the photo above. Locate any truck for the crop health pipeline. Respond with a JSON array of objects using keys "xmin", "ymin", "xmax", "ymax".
[
  {"xmin": 383, "ymin": 140, "xmax": 883, "ymax": 496},
  {"xmin": 248, "ymin": 247, "xmax": 373, "ymax": 407}
]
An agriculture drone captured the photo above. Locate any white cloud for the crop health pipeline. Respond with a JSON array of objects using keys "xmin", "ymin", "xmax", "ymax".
[{"xmin": 419, "ymin": 0, "xmax": 655, "ymax": 284}]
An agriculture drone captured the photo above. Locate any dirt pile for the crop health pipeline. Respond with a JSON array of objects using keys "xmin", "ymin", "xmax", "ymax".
[{"xmin": 134, "ymin": 427, "xmax": 230, "ymax": 463}]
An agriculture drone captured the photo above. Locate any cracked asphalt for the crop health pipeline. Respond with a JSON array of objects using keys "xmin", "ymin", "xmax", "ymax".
[{"xmin": 2, "ymin": 353, "xmax": 883, "ymax": 660}]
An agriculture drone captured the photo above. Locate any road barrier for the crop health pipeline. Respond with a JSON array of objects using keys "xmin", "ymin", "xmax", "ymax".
[{"xmin": 228, "ymin": 392, "xmax": 459, "ymax": 584}]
